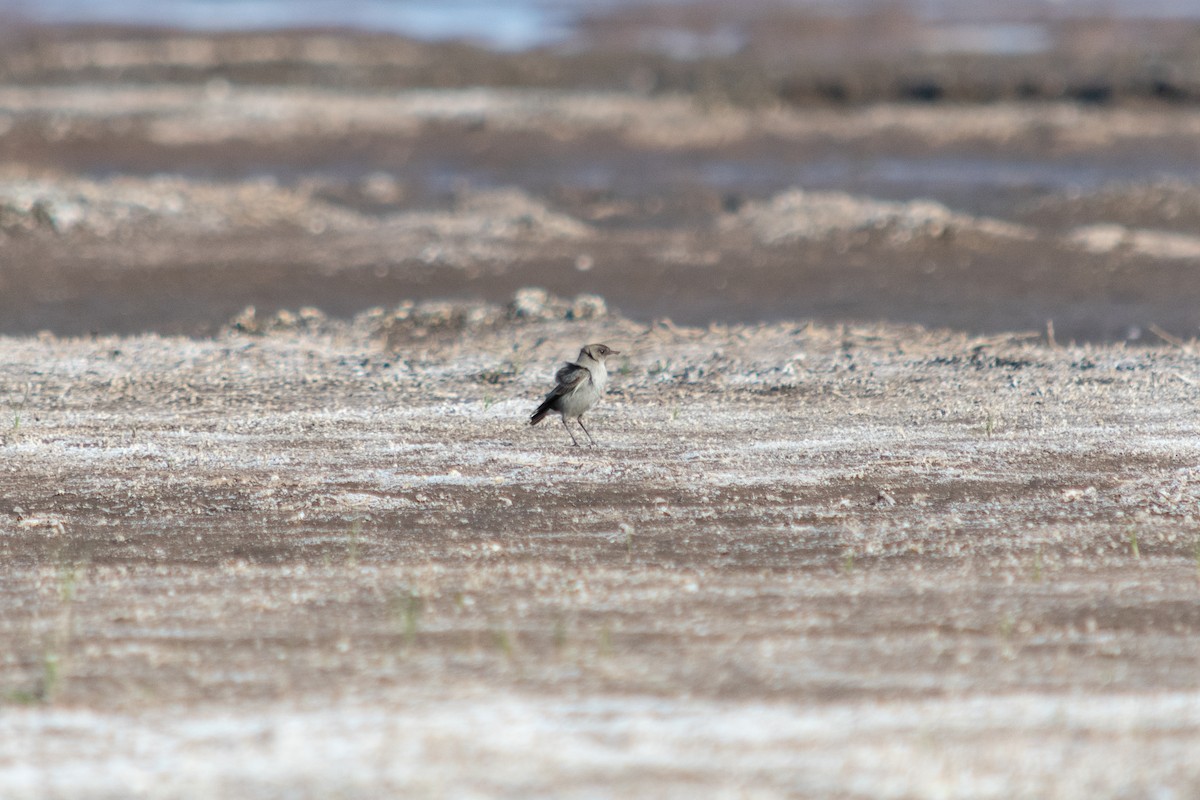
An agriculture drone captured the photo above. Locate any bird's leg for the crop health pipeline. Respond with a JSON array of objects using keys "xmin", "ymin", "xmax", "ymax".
[
  {"xmin": 577, "ymin": 417, "xmax": 597, "ymax": 446},
  {"xmin": 561, "ymin": 416, "xmax": 581, "ymax": 447}
]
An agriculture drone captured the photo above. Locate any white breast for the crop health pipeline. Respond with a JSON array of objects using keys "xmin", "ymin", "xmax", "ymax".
[{"xmin": 590, "ymin": 360, "xmax": 608, "ymax": 394}]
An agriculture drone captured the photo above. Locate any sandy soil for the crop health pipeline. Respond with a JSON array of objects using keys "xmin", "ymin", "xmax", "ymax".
[
  {"xmin": 5, "ymin": 86, "xmax": 1200, "ymax": 341},
  {"xmin": 4, "ymin": 29, "xmax": 1200, "ymax": 343},
  {"xmin": 3, "ymin": 293, "xmax": 1200, "ymax": 797},
  {"xmin": 4, "ymin": 21, "xmax": 1200, "ymax": 798}
]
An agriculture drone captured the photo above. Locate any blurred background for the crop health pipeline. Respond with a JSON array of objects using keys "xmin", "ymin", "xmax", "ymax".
[
  {"xmin": 1, "ymin": 0, "xmax": 1199, "ymax": 341},
  {"xmin": 5, "ymin": 1, "xmax": 1200, "ymax": 49}
]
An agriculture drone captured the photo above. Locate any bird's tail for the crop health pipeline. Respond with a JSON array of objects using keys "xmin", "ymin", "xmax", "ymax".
[{"xmin": 530, "ymin": 398, "xmax": 553, "ymax": 426}]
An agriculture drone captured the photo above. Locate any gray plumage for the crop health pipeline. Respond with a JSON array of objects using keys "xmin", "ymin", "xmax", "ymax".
[{"xmin": 530, "ymin": 343, "xmax": 619, "ymax": 446}]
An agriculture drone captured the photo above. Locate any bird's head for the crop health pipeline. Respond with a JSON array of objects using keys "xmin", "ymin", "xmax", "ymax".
[{"xmin": 580, "ymin": 343, "xmax": 619, "ymax": 361}]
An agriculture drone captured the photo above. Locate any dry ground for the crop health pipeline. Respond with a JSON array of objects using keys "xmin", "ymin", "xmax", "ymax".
[
  {"xmin": 4, "ymin": 22, "xmax": 1200, "ymax": 799},
  {"xmin": 5, "ymin": 80, "xmax": 1200, "ymax": 341},
  {"xmin": 2, "ymin": 295, "xmax": 1200, "ymax": 797}
]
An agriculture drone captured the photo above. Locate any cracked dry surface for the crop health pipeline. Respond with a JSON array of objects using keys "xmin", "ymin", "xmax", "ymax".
[{"xmin": 2, "ymin": 304, "xmax": 1200, "ymax": 797}]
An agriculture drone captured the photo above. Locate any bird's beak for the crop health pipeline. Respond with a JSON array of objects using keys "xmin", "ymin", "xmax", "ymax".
[{"xmin": 609, "ymin": 350, "xmax": 620, "ymax": 356}]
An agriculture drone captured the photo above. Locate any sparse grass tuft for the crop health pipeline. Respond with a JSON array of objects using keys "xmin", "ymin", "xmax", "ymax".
[
  {"xmin": 648, "ymin": 359, "xmax": 672, "ymax": 377},
  {"xmin": 1127, "ymin": 526, "xmax": 1141, "ymax": 560},
  {"xmin": 983, "ymin": 408, "xmax": 997, "ymax": 437},
  {"xmin": 10, "ymin": 558, "xmax": 83, "ymax": 704},
  {"xmin": 58, "ymin": 560, "xmax": 79, "ymax": 604},
  {"xmin": 39, "ymin": 652, "xmax": 63, "ymax": 703},
  {"xmin": 598, "ymin": 624, "xmax": 613, "ymax": 657},
  {"xmin": 4, "ymin": 688, "xmax": 41, "ymax": 705},
  {"xmin": 391, "ymin": 588, "xmax": 423, "ymax": 646},
  {"xmin": 490, "ymin": 628, "xmax": 514, "ymax": 658},
  {"xmin": 552, "ymin": 618, "xmax": 569, "ymax": 653},
  {"xmin": 7, "ymin": 382, "xmax": 33, "ymax": 437},
  {"xmin": 42, "ymin": 561, "xmax": 81, "ymax": 702},
  {"xmin": 998, "ymin": 613, "xmax": 1017, "ymax": 660},
  {"xmin": 619, "ymin": 523, "xmax": 634, "ymax": 559}
]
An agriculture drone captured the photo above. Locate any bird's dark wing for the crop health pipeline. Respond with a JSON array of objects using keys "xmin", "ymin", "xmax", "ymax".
[
  {"xmin": 553, "ymin": 361, "xmax": 592, "ymax": 392},
  {"xmin": 530, "ymin": 362, "xmax": 593, "ymax": 425}
]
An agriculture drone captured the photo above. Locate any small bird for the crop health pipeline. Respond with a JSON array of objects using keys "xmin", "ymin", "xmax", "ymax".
[{"xmin": 530, "ymin": 343, "xmax": 619, "ymax": 446}]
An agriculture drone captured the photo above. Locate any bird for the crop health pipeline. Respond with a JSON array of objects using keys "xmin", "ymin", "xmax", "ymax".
[{"xmin": 530, "ymin": 343, "xmax": 619, "ymax": 446}]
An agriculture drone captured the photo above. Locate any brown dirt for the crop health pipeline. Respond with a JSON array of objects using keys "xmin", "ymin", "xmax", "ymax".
[
  {"xmin": 2, "ymin": 299, "xmax": 1200, "ymax": 796},
  {"xmin": 4, "ymin": 24, "xmax": 1200, "ymax": 797},
  {"xmin": 4, "ymin": 70, "xmax": 1200, "ymax": 341}
]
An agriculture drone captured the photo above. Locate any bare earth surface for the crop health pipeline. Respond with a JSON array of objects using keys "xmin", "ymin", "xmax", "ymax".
[
  {"xmin": 4, "ymin": 30, "xmax": 1200, "ymax": 342},
  {"xmin": 3, "ymin": 294, "xmax": 1200, "ymax": 797},
  {"xmin": 4, "ymin": 21, "xmax": 1200, "ymax": 799}
]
